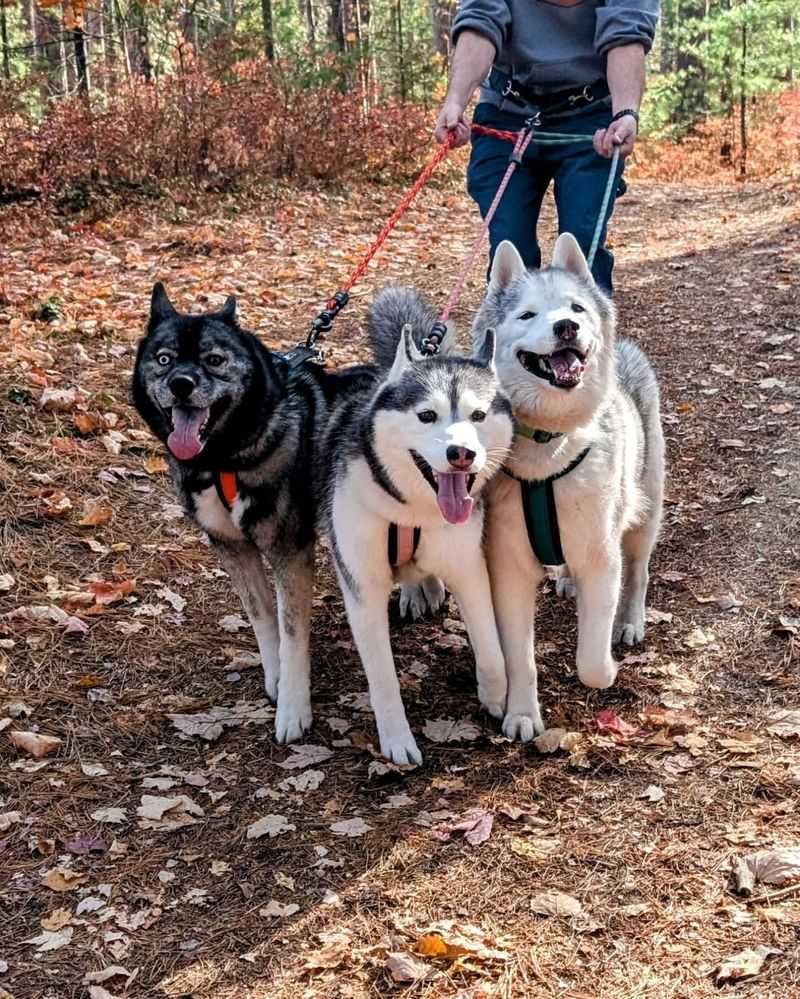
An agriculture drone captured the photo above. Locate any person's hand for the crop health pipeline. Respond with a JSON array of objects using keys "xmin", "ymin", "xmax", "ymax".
[
  {"xmin": 593, "ymin": 113, "xmax": 637, "ymax": 159},
  {"xmin": 434, "ymin": 97, "xmax": 471, "ymax": 148}
]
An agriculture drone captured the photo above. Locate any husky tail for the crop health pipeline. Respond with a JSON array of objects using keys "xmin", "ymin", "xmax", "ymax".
[{"xmin": 368, "ymin": 287, "xmax": 447, "ymax": 369}]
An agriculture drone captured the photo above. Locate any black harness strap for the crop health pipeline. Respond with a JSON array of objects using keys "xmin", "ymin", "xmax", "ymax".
[{"xmin": 505, "ymin": 447, "xmax": 591, "ymax": 567}]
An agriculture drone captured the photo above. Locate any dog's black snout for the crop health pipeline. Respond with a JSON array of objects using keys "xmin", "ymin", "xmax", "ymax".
[
  {"xmin": 169, "ymin": 374, "xmax": 196, "ymax": 400},
  {"xmin": 553, "ymin": 318, "xmax": 579, "ymax": 342},
  {"xmin": 447, "ymin": 445, "xmax": 476, "ymax": 469}
]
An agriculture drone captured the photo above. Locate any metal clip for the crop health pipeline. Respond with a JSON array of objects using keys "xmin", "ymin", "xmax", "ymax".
[
  {"xmin": 501, "ymin": 79, "xmax": 520, "ymax": 101},
  {"xmin": 524, "ymin": 111, "xmax": 542, "ymax": 129},
  {"xmin": 568, "ymin": 84, "xmax": 593, "ymax": 106}
]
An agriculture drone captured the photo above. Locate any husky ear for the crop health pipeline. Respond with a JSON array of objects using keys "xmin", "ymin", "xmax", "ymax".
[
  {"xmin": 388, "ymin": 324, "xmax": 423, "ymax": 381},
  {"xmin": 218, "ymin": 295, "xmax": 237, "ymax": 324},
  {"xmin": 150, "ymin": 282, "xmax": 177, "ymax": 325},
  {"xmin": 473, "ymin": 327, "xmax": 496, "ymax": 370},
  {"xmin": 552, "ymin": 233, "xmax": 591, "ymax": 282},
  {"xmin": 489, "ymin": 241, "xmax": 526, "ymax": 291}
]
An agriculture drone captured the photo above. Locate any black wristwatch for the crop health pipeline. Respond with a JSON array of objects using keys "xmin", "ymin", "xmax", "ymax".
[{"xmin": 611, "ymin": 108, "xmax": 640, "ymax": 127}]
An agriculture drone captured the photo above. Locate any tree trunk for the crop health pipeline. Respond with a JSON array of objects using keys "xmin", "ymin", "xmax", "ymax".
[
  {"xmin": 73, "ymin": 25, "xmax": 90, "ymax": 96},
  {"xmin": 304, "ymin": 0, "xmax": 316, "ymax": 50},
  {"xmin": 261, "ymin": 0, "xmax": 274, "ymax": 59},
  {"xmin": 1, "ymin": 2, "xmax": 11, "ymax": 81},
  {"xmin": 739, "ymin": 14, "xmax": 747, "ymax": 178},
  {"xmin": 395, "ymin": 0, "xmax": 406, "ymax": 101},
  {"xmin": 328, "ymin": 0, "xmax": 345, "ymax": 50},
  {"xmin": 430, "ymin": 0, "xmax": 452, "ymax": 59}
]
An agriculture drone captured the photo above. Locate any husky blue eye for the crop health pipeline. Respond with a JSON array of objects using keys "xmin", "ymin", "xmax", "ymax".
[
  {"xmin": 571, "ymin": 303, "xmax": 585, "ymax": 313},
  {"xmin": 156, "ymin": 352, "xmax": 171, "ymax": 366},
  {"xmin": 518, "ymin": 311, "xmax": 537, "ymax": 321},
  {"xmin": 417, "ymin": 410, "xmax": 437, "ymax": 424},
  {"xmin": 471, "ymin": 410, "xmax": 486, "ymax": 422},
  {"xmin": 206, "ymin": 353, "xmax": 225, "ymax": 367}
]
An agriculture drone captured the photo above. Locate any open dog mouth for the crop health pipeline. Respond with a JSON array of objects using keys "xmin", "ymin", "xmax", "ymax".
[
  {"xmin": 517, "ymin": 348, "xmax": 586, "ymax": 389},
  {"xmin": 167, "ymin": 405, "xmax": 210, "ymax": 461},
  {"xmin": 410, "ymin": 451, "xmax": 476, "ymax": 526}
]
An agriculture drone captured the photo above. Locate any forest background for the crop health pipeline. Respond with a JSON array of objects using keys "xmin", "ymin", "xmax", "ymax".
[{"xmin": 0, "ymin": 0, "xmax": 798, "ymax": 212}]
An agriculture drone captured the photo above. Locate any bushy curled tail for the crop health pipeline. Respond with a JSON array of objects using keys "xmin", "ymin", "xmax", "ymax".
[{"xmin": 367, "ymin": 286, "xmax": 446, "ymax": 369}]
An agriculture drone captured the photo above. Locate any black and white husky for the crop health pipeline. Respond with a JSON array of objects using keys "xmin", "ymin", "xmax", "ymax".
[
  {"xmin": 319, "ymin": 288, "xmax": 515, "ymax": 765},
  {"xmin": 473, "ymin": 235, "xmax": 665, "ymax": 741},
  {"xmin": 132, "ymin": 284, "xmax": 373, "ymax": 744}
]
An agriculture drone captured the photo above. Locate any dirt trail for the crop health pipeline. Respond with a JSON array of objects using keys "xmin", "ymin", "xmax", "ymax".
[{"xmin": 1, "ymin": 176, "xmax": 799, "ymax": 998}]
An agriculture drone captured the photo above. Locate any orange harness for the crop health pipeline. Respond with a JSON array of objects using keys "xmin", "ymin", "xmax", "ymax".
[{"xmin": 213, "ymin": 470, "xmax": 239, "ymax": 511}]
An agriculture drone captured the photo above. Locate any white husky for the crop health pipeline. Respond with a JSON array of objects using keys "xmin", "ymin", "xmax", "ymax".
[
  {"xmin": 320, "ymin": 288, "xmax": 514, "ymax": 764},
  {"xmin": 473, "ymin": 234, "xmax": 665, "ymax": 741}
]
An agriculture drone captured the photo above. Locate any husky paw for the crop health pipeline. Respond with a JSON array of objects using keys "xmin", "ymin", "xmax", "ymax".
[
  {"xmin": 379, "ymin": 724, "xmax": 423, "ymax": 766},
  {"xmin": 613, "ymin": 619, "xmax": 645, "ymax": 647},
  {"xmin": 274, "ymin": 699, "xmax": 313, "ymax": 744},
  {"xmin": 555, "ymin": 574, "xmax": 577, "ymax": 600},
  {"xmin": 477, "ymin": 672, "xmax": 507, "ymax": 720},
  {"xmin": 398, "ymin": 584, "xmax": 428, "ymax": 621},
  {"xmin": 502, "ymin": 709, "xmax": 545, "ymax": 743},
  {"xmin": 421, "ymin": 576, "xmax": 446, "ymax": 614},
  {"xmin": 263, "ymin": 667, "xmax": 279, "ymax": 703},
  {"xmin": 577, "ymin": 658, "xmax": 618, "ymax": 689}
]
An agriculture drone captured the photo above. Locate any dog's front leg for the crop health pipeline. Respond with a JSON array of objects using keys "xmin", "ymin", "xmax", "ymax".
[
  {"xmin": 449, "ymin": 558, "xmax": 507, "ymax": 720},
  {"xmin": 211, "ymin": 540, "xmax": 280, "ymax": 700},
  {"xmin": 572, "ymin": 548, "xmax": 621, "ymax": 689},
  {"xmin": 272, "ymin": 544, "xmax": 315, "ymax": 743}
]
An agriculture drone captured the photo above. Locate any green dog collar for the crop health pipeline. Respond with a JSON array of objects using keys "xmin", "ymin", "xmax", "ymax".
[{"xmin": 515, "ymin": 421, "xmax": 563, "ymax": 444}]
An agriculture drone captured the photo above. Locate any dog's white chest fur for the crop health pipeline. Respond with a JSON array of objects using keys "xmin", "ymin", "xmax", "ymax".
[{"xmin": 193, "ymin": 485, "xmax": 246, "ymax": 541}]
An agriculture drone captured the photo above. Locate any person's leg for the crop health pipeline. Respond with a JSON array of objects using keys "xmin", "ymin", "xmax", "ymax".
[
  {"xmin": 550, "ymin": 112, "xmax": 625, "ymax": 295},
  {"xmin": 467, "ymin": 106, "xmax": 552, "ymax": 273}
]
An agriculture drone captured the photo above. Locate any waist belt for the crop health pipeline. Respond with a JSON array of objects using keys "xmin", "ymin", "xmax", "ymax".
[
  {"xmin": 504, "ymin": 447, "xmax": 591, "ymax": 567},
  {"xmin": 488, "ymin": 69, "xmax": 610, "ymax": 117}
]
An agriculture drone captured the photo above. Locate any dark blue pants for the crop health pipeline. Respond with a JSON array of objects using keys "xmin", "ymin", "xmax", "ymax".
[{"xmin": 467, "ymin": 101, "xmax": 625, "ymax": 295}]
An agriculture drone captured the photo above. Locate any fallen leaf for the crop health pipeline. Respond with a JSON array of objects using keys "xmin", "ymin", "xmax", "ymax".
[
  {"xmin": 41, "ymin": 908, "xmax": 72, "ymax": 931},
  {"xmin": 0, "ymin": 811, "xmax": 22, "ymax": 831},
  {"xmin": 42, "ymin": 867, "xmax": 88, "ymax": 892},
  {"xmin": 595, "ymin": 710, "xmax": 642, "ymax": 742},
  {"xmin": 640, "ymin": 705, "xmax": 700, "ymax": 732},
  {"xmin": 386, "ymin": 952, "xmax": 437, "ymax": 982},
  {"xmin": 81, "ymin": 762, "xmax": 110, "ymax": 778},
  {"xmin": 259, "ymin": 900, "xmax": 300, "ymax": 918},
  {"xmin": 533, "ymin": 728, "xmax": 581, "ymax": 754},
  {"xmin": 432, "ymin": 808, "xmax": 494, "ymax": 846},
  {"xmin": 91, "ymin": 807, "xmax": 127, "ymax": 825},
  {"xmin": 8, "ymin": 730, "xmax": 62, "ymax": 758},
  {"xmin": 78, "ymin": 500, "xmax": 114, "ymax": 527},
  {"xmin": 219, "ymin": 614, "xmax": 248, "ymax": 632},
  {"xmin": 303, "ymin": 930, "xmax": 353, "ymax": 971},
  {"xmin": 530, "ymin": 891, "xmax": 584, "ymax": 917},
  {"xmin": 276, "ymin": 744, "xmax": 333, "ymax": 769},
  {"xmin": 157, "ymin": 588, "xmax": 186, "ymax": 613},
  {"xmin": 735, "ymin": 847, "xmax": 800, "ymax": 892},
  {"xmin": 136, "ymin": 795, "xmax": 204, "ymax": 831},
  {"xmin": 26, "ymin": 927, "xmax": 74, "ymax": 951},
  {"xmin": 765, "ymin": 709, "xmax": 800, "ymax": 739},
  {"xmin": 423, "ymin": 718, "xmax": 482, "ymax": 743},
  {"xmin": 646, "ymin": 607, "xmax": 673, "ymax": 624},
  {"xmin": 88, "ymin": 579, "xmax": 135, "ymax": 605},
  {"xmin": 143, "ymin": 456, "xmax": 168, "ymax": 474},
  {"xmin": 639, "ymin": 784, "xmax": 665, "ymax": 803},
  {"xmin": 413, "ymin": 921, "xmax": 511, "ymax": 963},
  {"xmin": 330, "ymin": 817, "xmax": 372, "ymax": 837},
  {"xmin": 247, "ymin": 814, "xmax": 296, "ymax": 839},
  {"xmin": 88, "ymin": 987, "xmax": 120, "ymax": 999},
  {"xmin": 64, "ymin": 615, "xmax": 89, "ymax": 635},
  {"xmin": 63, "ymin": 834, "xmax": 108, "ymax": 855},
  {"xmin": 278, "ymin": 769, "xmax": 325, "ymax": 792},
  {"xmin": 715, "ymin": 945, "xmax": 782, "ymax": 984},
  {"xmin": 166, "ymin": 700, "xmax": 274, "ymax": 741},
  {"xmin": 0, "ymin": 574, "xmax": 15, "ymax": 592},
  {"xmin": 685, "ymin": 626, "xmax": 716, "ymax": 649}
]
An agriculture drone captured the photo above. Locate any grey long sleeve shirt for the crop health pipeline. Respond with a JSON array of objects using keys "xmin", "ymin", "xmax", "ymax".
[{"xmin": 452, "ymin": 0, "xmax": 660, "ymax": 100}]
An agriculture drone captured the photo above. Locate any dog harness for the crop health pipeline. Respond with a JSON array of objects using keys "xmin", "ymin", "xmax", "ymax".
[
  {"xmin": 213, "ymin": 470, "xmax": 239, "ymax": 511},
  {"xmin": 505, "ymin": 430, "xmax": 591, "ymax": 567},
  {"xmin": 388, "ymin": 523, "xmax": 421, "ymax": 568}
]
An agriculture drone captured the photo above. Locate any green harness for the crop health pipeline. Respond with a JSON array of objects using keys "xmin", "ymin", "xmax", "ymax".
[{"xmin": 506, "ymin": 423, "xmax": 591, "ymax": 567}]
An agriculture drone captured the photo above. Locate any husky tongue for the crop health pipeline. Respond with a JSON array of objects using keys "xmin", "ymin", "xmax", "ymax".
[
  {"xmin": 549, "ymin": 348, "xmax": 584, "ymax": 384},
  {"xmin": 436, "ymin": 471, "xmax": 474, "ymax": 525},
  {"xmin": 167, "ymin": 406, "xmax": 209, "ymax": 460}
]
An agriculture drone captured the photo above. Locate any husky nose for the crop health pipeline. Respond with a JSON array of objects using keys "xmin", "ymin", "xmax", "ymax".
[
  {"xmin": 169, "ymin": 374, "xmax": 196, "ymax": 400},
  {"xmin": 553, "ymin": 318, "xmax": 579, "ymax": 342},
  {"xmin": 447, "ymin": 445, "xmax": 476, "ymax": 470}
]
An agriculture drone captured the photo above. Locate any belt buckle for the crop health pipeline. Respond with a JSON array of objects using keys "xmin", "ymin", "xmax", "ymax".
[
  {"xmin": 501, "ymin": 79, "xmax": 521, "ymax": 100},
  {"xmin": 568, "ymin": 84, "xmax": 593, "ymax": 106}
]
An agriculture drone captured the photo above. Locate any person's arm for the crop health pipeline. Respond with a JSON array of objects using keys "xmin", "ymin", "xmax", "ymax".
[
  {"xmin": 593, "ymin": 42, "xmax": 646, "ymax": 159},
  {"xmin": 592, "ymin": 0, "xmax": 659, "ymax": 159},
  {"xmin": 434, "ymin": 30, "xmax": 496, "ymax": 148}
]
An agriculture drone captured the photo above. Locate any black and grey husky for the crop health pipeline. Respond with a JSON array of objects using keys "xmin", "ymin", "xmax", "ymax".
[
  {"xmin": 319, "ymin": 289, "xmax": 515, "ymax": 765},
  {"xmin": 132, "ymin": 284, "xmax": 372, "ymax": 744}
]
